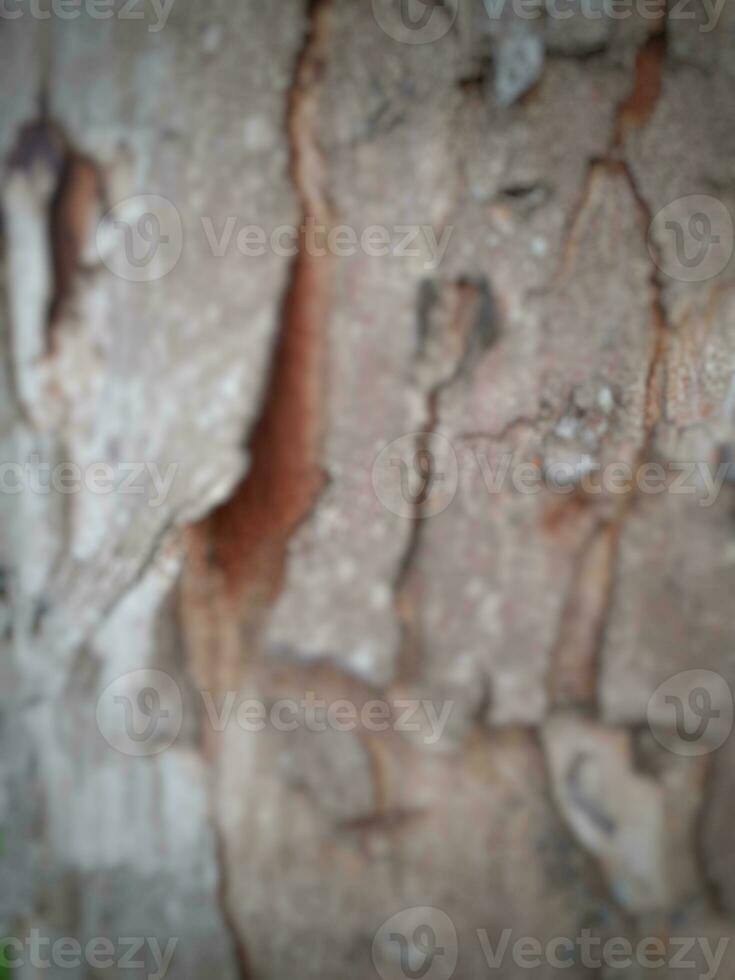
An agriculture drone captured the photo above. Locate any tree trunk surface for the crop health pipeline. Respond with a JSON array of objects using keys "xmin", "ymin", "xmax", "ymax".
[{"xmin": 2, "ymin": 1, "xmax": 735, "ymax": 978}]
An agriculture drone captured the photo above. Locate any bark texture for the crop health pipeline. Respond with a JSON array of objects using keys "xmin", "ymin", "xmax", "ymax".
[{"xmin": 2, "ymin": 1, "xmax": 735, "ymax": 978}]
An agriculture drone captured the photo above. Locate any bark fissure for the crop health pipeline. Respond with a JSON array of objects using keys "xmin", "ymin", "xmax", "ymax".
[
  {"xmin": 546, "ymin": 17, "xmax": 670, "ymax": 715},
  {"xmin": 538, "ymin": 15, "xmax": 720, "ymax": 931},
  {"xmin": 212, "ymin": 806, "xmax": 254, "ymax": 980},
  {"xmin": 207, "ymin": 0, "xmax": 334, "ymax": 608},
  {"xmin": 205, "ymin": 5, "xmax": 335, "ymax": 972},
  {"xmin": 6, "ymin": 115, "xmax": 104, "ymax": 349},
  {"xmin": 394, "ymin": 278, "xmax": 497, "ymax": 683},
  {"xmin": 392, "ymin": 393, "xmax": 441, "ymax": 684},
  {"xmin": 548, "ymin": 519, "xmax": 616, "ymax": 711}
]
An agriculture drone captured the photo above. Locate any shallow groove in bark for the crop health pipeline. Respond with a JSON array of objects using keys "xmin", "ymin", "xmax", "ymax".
[
  {"xmin": 548, "ymin": 519, "xmax": 616, "ymax": 711},
  {"xmin": 393, "ymin": 278, "xmax": 495, "ymax": 683},
  {"xmin": 547, "ymin": 15, "xmax": 670, "ymax": 717},
  {"xmin": 212, "ymin": 806, "xmax": 254, "ymax": 980},
  {"xmin": 392, "ymin": 394, "xmax": 440, "ymax": 684}
]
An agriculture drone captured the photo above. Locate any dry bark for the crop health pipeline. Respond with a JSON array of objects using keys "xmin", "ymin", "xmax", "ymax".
[{"xmin": 2, "ymin": 1, "xmax": 735, "ymax": 978}]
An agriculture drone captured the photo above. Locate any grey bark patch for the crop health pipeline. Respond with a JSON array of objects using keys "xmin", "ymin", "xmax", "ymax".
[
  {"xmin": 494, "ymin": 26, "xmax": 545, "ymax": 106},
  {"xmin": 415, "ymin": 276, "xmax": 500, "ymax": 391}
]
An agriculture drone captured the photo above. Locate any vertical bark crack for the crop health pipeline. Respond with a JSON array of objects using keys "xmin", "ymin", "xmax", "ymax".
[
  {"xmin": 205, "ymin": 5, "xmax": 335, "ymax": 975},
  {"xmin": 548, "ymin": 519, "xmax": 617, "ymax": 711},
  {"xmin": 6, "ymin": 114, "xmax": 105, "ymax": 351},
  {"xmin": 394, "ymin": 278, "xmax": 498, "ymax": 682},
  {"xmin": 206, "ymin": 0, "xmax": 334, "ymax": 609},
  {"xmin": 548, "ymin": 14, "xmax": 670, "ymax": 714},
  {"xmin": 212, "ymin": 806, "xmax": 254, "ymax": 980}
]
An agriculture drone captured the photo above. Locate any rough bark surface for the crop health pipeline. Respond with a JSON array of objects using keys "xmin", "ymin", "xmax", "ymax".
[{"xmin": 3, "ymin": 1, "xmax": 735, "ymax": 978}]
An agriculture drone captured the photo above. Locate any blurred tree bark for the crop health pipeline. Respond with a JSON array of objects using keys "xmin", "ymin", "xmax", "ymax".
[{"xmin": 2, "ymin": 1, "xmax": 735, "ymax": 978}]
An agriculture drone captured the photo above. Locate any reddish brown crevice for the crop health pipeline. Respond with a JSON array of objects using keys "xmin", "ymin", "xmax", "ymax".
[
  {"xmin": 6, "ymin": 116, "xmax": 105, "ymax": 349},
  {"xmin": 337, "ymin": 806, "xmax": 427, "ymax": 836},
  {"xmin": 559, "ymin": 18, "xmax": 667, "ymax": 278},
  {"xmin": 612, "ymin": 32, "xmax": 666, "ymax": 148},
  {"xmin": 199, "ymin": 6, "xmax": 335, "ymax": 975},
  {"xmin": 598, "ymin": 10, "xmax": 670, "ymax": 440},
  {"xmin": 48, "ymin": 149, "xmax": 105, "ymax": 334},
  {"xmin": 610, "ymin": 8, "xmax": 670, "ymax": 436},
  {"xmin": 609, "ymin": 48, "xmax": 670, "ymax": 441},
  {"xmin": 207, "ymin": 240, "xmax": 330, "ymax": 601},
  {"xmin": 205, "ymin": 0, "xmax": 334, "ymax": 605},
  {"xmin": 547, "ymin": 519, "xmax": 618, "ymax": 710}
]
